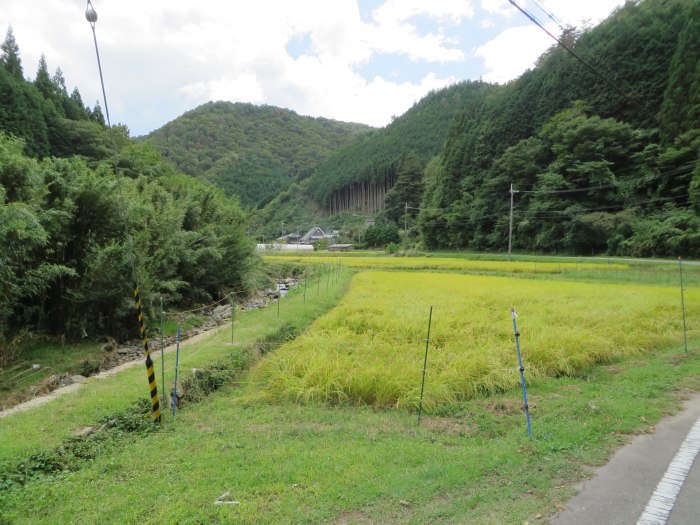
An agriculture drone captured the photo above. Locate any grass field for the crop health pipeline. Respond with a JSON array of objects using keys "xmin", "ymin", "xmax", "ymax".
[
  {"xmin": 264, "ymin": 254, "xmax": 626, "ymax": 274},
  {"xmin": 264, "ymin": 252, "xmax": 700, "ymax": 287},
  {"xmin": 248, "ymin": 271, "xmax": 698, "ymax": 409},
  {"xmin": 1, "ymin": 254, "xmax": 699, "ymax": 524}
]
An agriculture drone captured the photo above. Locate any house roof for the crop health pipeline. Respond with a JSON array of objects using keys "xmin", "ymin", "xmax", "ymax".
[{"xmin": 300, "ymin": 227, "xmax": 326, "ymax": 243}]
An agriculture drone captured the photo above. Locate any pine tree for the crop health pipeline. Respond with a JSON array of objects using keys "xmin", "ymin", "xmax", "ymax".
[
  {"xmin": 0, "ymin": 26, "xmax": 23, "ymax": 80},
  {"xmin": 383, "ymin": 151, "xmax": 424, "ymax": 224},
  {"xmin": 34, "ymin": 54, "xmax": 54, "ymax": 99},
  {"xmin": 658, "ymin": 1, "xmax": 700, "ymax": 141}
]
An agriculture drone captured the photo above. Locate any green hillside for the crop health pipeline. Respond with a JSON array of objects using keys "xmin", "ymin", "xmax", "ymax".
[
  {"xmin": 420, "ymin": 0, "xmax": 699, "ymax": 256},
  {"xmin": 0, "ymin": 30, "xmax": 255, "ymax": 345},
  {"xmin": 254, "ymin": 0, "xmax": 699, "ymax": 258},
  {"xmin": 144, "ymin": 101, "xmax": 372, "ymax": 208},
  {"xmin": 252, "ymin": 81, "xmax": 492, "ymax": 238},
  {"xmin": 309, "ymin": 81, "xmax": 495, "ymax": 204}
]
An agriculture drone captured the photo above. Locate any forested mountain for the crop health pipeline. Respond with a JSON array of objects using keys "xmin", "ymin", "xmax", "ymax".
[
  {"xmin": 0, "ymin": 27, "xmax": 108, "ymax": 160},
  {"xmin": 144, "ymin": 102, "xmax": 371, "ymax": 208},
  {"xmin": 252, "ymin": 81, "xmax": 492, "ymax": 238},
  {"xmin": 257, "ymin": 0, "xmax": 698, "ymax": 257},
  {"xmin": 309, "ymin": 81, "xmax": 495, "ymax": 205},
  {"xmin": 419, "ymin": 0, "xmax": 699, "ymax": 256},
  {"xmin": 0, "ymin": 29, "xmax": 255, "ymax": 346}
]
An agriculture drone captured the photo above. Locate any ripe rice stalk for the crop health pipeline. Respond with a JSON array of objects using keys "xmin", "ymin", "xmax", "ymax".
[{"xmin": 246, "ymin": 272, "xmax": 698, "ymax": 409}]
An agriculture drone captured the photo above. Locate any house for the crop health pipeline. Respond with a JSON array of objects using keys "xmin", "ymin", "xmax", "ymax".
[
  {"xmin": 299, "ymin": 227, "xmax": 327, "ymax": 244},
  {"xmin": 256, "ymin": 243, "xmax": 313, "ymax": 252},
  {"xmin": 276, "ymin": 233, "xmax": 301, "ymax": 244}
]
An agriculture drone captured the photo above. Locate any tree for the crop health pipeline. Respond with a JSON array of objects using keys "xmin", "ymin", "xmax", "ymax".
[
  {"xmin": 0, "ymin": 26, "xmax": 23, "ymax": 80},
  {"xmin": 34, "ymin": 54, "xmax": 55, "ymax": 101},
  {"xmin": 658, "ymin": 1, "xmax": 700, "ymax": 141},
  {"xmin": 383, "ymin": 151, "xmax": 424, "ymax": 225}
]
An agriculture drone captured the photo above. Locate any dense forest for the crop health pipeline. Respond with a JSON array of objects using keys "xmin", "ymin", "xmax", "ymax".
[
  {"xmin": 419, "ymin": 0, "xmax": 700, "ymax": 256},
  {"xmin": 0, "ymin": 28, "xmax": 254, "ymax": 349},
  {"xmin": 251, "ymin": 81, "xmax": 491, "ymax": 238},
  {"xmin": 255, "ymin": 0, "xmax": 699, "ymax": 257},
  {"xmin": 309, "ymin": 81, "xmax": 495, "ymax": 205},
  {"xmin": 144, "ymin": 102, "xmax": 371, "ymax": 208}
]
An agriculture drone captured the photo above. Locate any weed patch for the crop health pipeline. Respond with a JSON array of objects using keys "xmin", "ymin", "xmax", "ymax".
[{"xmin": 0, "ymin": 399, "xmax": 154, "ymax": 496}]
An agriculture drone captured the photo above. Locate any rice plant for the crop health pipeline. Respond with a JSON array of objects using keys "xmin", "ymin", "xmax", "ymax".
[
  {"xmin": 248, "ymin": 272, "xmax": 698, "ymax": 409},
  {"xmin": 263, "ymin": 255, "xmax": 626, "ymax": 274}
]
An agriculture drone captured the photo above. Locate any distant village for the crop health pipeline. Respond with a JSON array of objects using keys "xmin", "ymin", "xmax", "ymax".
[{"xmin": 256, "ymin": 225, "xmax": 362, "ymax": 252}]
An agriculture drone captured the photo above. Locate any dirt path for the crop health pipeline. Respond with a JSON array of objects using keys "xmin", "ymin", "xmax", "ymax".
[{"xmin": 0, "ymin": 325, "xmax": 225, "ymax": 420}]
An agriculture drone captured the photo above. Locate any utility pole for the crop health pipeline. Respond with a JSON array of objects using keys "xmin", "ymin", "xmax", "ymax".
[
  {"xmin": 404, "ymin": 202, "xmax": 408, "ymax": 251},
  {"xmin": 508, "ymin": 184, "xmax": 517, "ymax": 261}
]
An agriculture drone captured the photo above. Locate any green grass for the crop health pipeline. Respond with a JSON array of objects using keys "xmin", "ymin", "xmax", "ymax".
[
  {"xmin": 1, "ymin": 261, "xmax": 699, "ymax": 524},
  {"xmin": 0, "ymin": 341, "xmax": 102, "ymax": 409},
  {"xmin": 1, "ymin": 341, "xmax": 698, "ymax": 524},
  {"xmin": 0, "ymin": 268, "xmax": 352, "ymax": 464},
  {"xmin": 264, "ymin": 253, "xmax": 700, "ymax": 287},
  {"xmin": 0, "ymin": 312, "xmax": 208, "ymax": 410}
]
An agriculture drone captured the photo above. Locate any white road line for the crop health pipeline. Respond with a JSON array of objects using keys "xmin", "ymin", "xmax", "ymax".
[{"xmin": 637, "ymin": 417, "xmax": 700, "ymax": 525}]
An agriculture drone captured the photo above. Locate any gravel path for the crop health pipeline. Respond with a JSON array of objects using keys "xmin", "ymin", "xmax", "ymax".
[{"xmin": 0, "ymin": 326, "xmax": 224, "ymax": 419}]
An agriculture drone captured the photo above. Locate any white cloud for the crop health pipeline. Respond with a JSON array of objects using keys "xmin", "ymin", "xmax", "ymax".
[
  {"xmin": 373, "ymin": 0, "xmax": 476, "ymax": 24},
  {"xmin": 180, "ymin": 74, "xmax": 265, "ymax": 104},
  {"xmin": 0, "ymin": 0, "xmax": 626, "ymax": 135},
  {"xmin": 480, "ymin": 0, "xmax": 515, "ymax": 18},
  {"xmin": 475, "ymin": 24, "xmax": 555, "ymax": 83},
  {"xmin": 474, "ymin": 0, "xmax": 626, "ymax": 84}
]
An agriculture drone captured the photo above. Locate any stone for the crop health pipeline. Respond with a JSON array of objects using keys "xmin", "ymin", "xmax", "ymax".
[{"xmin": 59, "ymin": 375, "xmax": 86, "ymax": 387}]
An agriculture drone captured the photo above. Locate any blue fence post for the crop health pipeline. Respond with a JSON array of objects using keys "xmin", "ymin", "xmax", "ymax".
[{"xmin": 511, "ymin": 308, "xmax": 533, "ymax": 439}]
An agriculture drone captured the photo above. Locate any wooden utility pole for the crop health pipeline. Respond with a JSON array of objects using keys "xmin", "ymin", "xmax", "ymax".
[
  {"xmin": 404, "ymin": 202, "xmax": 408, "ymax": 251},
  {"xmin": 508, "ymin": 184, "xmax": 516, "ymax": 261}
]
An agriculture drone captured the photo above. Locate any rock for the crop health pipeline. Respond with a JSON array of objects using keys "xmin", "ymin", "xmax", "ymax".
[
  {"xmin": 102, "ymin": 337, "xmax": 118, "ymax": 352},
  {"xmin": 73, "ymin": 426, "xmax": 94, "ymax": 437},
  {"xmin": 211, "ymin": 304, "xmax": 232, "ymax": 321},
  {"xmin": 59, "ymin": 375, "xmax": 86, "ymax": 387}
]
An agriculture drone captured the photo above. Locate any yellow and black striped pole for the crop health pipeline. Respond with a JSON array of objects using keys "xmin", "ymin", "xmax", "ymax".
[{"xmin": 134, "ymin": 284, "xmax": 161, "ymax": 422}]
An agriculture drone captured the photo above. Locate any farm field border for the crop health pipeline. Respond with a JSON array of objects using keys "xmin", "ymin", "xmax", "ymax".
[
  {"xmin": 264, "ymin": 252, "xmax": 700, "ymax": 287},
  {"xmin": 2, "ymin": 335, "xmax": 698, "ymax": 522}
]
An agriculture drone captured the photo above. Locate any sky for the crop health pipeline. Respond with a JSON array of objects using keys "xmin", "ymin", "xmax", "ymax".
[{"xmin": 1, "ymin": 0, "xmax": 626, "ymax": 136}]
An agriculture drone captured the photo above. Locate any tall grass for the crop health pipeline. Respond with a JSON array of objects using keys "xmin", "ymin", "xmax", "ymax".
[
  {"xmin": 264, "ymin": 255, "xmax": 624, "ymax": 274},
  {"xmin": 248, "ymin": 272, "xmax": 698, "ymax": 409},
  {"xmin": 266, "ymin": 253, "xmax": 700, "ymax": 286}
]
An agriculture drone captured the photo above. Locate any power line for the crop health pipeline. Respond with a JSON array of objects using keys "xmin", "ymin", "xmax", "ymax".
[
  {"xmin": 508, "ymin": 161, "xmax": 696, "ymax": 195},
  {"xmin": 506, "ymin": 0, "xmax": 670, "ymax": 134},
  {"xmin": 529, "ymin": 0, "xmax": 565, "ymax": 31}
]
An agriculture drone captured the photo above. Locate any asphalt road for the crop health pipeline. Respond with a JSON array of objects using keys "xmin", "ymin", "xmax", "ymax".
[{"xmin": 550, "ymin": 392, "xmax": 700, "ymax": 525}]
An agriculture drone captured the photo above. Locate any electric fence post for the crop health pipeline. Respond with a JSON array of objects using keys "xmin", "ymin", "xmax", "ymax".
[
  {"xmin": 679, "ymin": 258, "xmax": 688, "ymax": 354},
  {"xmin": 160, "ymin": 296, "xmax": 165, "ymax": 409},
  {"xmin": 172, "ymin": 324, "xmax": 181, "ymax": 418},
  {"xmin": 511, "ymin": 308, "xmax": 533, "ymax": 439},
  {"xmin": 303, "ymin": 273, "xmax": 307, "ymax": 305},
  {"xmin": 231, "ymin": 291, "xmax": 235, "ymax": 344},
  {"xmin": 417, "ymin": 306, "xmax": 433, "ymax": 425}
]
